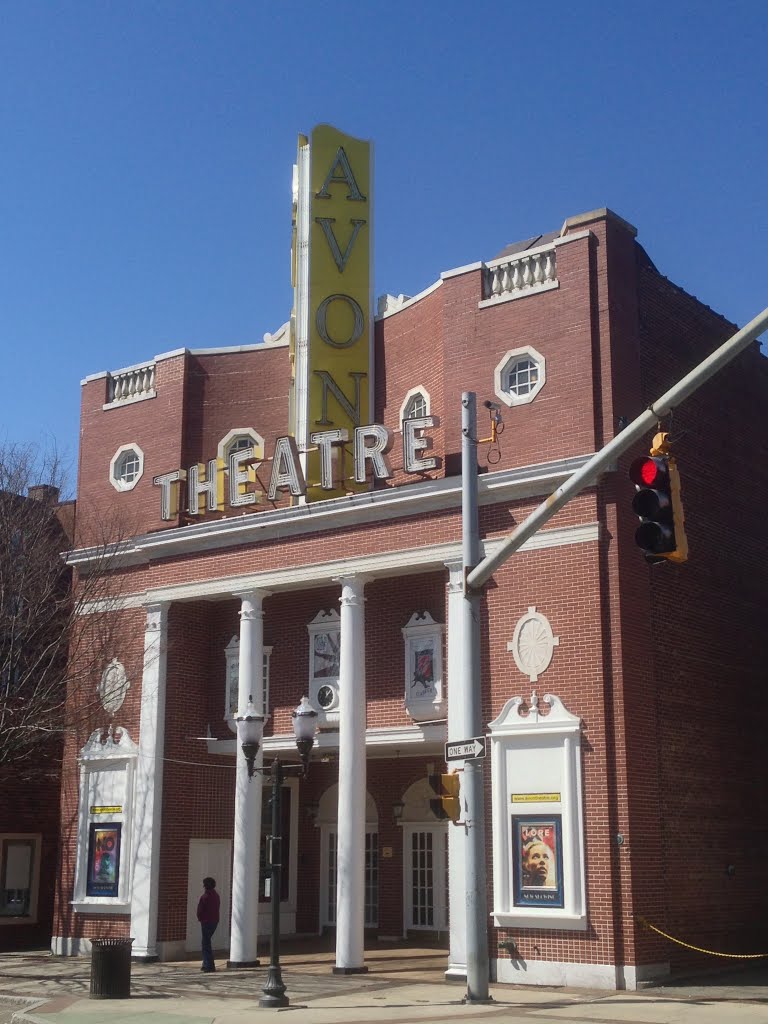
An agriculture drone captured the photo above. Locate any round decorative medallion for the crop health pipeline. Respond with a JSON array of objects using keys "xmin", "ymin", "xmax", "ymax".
[
  {"xmin": 507, "ymin": 607, "xmax": 559, "ymax": 682},
  {"xmin": 99, "ymin": 658, "xmax": 130, "ymax": 714}
]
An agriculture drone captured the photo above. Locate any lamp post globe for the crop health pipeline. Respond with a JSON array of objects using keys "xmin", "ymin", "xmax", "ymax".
[
  {"xmin": 292, "ymin": 696, "xmax": 318, "ymax": 771},
  {"xmin": 235, "ymin": 695, "xmax": 264, "ymax": 779}
]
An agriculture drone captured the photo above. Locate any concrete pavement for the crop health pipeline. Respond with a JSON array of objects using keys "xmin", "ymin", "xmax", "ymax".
[{"xmin": 0, "ymin": 944, "xmax": 766, "ymax": 1024}]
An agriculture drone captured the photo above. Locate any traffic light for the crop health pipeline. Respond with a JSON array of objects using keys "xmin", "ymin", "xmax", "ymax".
[
  {"xmin": 628, "ymin": 432, "xmax": 688, "ymax": 564},
  {"xmin": 428, "ymin": 772, "xmax": 461, "ymax": 823}
]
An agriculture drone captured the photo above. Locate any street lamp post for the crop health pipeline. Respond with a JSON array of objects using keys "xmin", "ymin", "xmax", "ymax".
[{"xmin": 235, "ymin": 695, "xmax": 318, "ymax": 1010}]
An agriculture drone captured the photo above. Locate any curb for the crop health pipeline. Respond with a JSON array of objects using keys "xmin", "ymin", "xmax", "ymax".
[{"xmin": 2, "ymin": 996, "xmax": 50, "ymax": 1024}]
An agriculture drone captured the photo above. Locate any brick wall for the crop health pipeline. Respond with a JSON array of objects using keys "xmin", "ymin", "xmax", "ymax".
[{"xmin": 56, "ymin": 207, "xmax": 768, "ymax": 977}]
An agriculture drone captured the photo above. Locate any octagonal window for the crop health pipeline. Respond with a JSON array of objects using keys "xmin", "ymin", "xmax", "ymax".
[
  {"xmin": 494, "ymin": 346, "xmax": 546, "ymax": 407},
  {"xmin": 109, "ymin": 444, "xmax": 145, "ymax": 492}
]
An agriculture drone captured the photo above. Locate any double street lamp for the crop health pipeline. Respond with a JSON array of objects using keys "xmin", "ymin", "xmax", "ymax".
[{"xmin": 236, "ymin": 695, "xmax": 318, "ymax": 1009}]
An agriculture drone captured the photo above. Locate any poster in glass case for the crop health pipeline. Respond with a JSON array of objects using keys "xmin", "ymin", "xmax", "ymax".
[
  {"xmin": 512, "ymin": 815, "xmax": 564, "ymax": 908},
  {"xmin": 86, "ymin": 823, "xmax": 121, "ymax": 897}
]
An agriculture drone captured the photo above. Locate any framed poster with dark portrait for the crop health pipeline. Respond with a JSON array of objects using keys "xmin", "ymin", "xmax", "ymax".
[
  {"xmin": 86, "ymin": 823, "xmax": 121, "ymax": 897},
  {"xmin": 512, "ymin": 815, "xmax": 564, "ymax": 908}
]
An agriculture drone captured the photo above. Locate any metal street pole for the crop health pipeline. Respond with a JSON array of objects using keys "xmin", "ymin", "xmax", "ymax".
[
  {"xmin": 259, "ymin": 758, "xmax": 287, "ymax": 1009},
  {"xmin": 461, "ymin": 392, "xmax": 491, "ymax": 1003}
]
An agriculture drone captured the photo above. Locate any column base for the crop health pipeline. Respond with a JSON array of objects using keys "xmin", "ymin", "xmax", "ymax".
[
  {"xmin": 131, "ymin": 955, "xmax": 159, "ymax": 963},
  {"xmin": 227, "ymin": 960, "xmax": 260, "ymax": 968},
  {"xmin": 332, "ymin": 965, "xmax": 368, "ymax": 975},
  {"xmin": 445, "ymin": 967, "xmax": 467, "ymax": 982}
]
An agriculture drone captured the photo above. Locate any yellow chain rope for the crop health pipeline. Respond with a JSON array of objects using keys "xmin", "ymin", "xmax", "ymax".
[{"xmin": 637, "ymin": 916, "xmax": 768, "ymax": 959}]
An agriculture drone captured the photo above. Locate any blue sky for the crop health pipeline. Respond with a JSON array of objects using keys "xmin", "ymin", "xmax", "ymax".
[{"xmin": 1, "ymin": 1, "xmax": 766, "ymax": 486}]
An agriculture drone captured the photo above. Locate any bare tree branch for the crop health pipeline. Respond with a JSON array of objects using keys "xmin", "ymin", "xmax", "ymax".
[{"xmin": 0, "ymin": 442, "xmax": 145, "ymax": 782}]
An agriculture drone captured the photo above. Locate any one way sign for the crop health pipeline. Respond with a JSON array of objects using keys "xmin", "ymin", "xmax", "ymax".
[{"xmin": 445, "ymin": 736, "xmax": 486, "ymax": 762}]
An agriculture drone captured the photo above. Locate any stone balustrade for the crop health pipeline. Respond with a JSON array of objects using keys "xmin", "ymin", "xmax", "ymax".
[
  {"xmin": 480, "ymin": 245, "xmax": 558, "ymax": 306},
  {"xmin": 107, "ymin": 362, "xmax": 156, "ymax": 405}
]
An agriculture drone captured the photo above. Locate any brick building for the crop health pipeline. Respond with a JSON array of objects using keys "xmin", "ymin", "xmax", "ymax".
[
  {"xmin": 0, "ymin": 483, "xmax": 74, "ymax": 950},
  {"xmin": 51, "ymin": 130, "xmax": 768, "ymax": 989}
]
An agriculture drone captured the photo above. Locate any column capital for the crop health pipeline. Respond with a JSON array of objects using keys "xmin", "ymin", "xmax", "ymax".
[
  {"xmin": 444, "ymin": 560, "xmax": 464, "ymax": 595},
  {"xmin": 334, "ymin": 574, "xmax": 370, "ymax": 607},
  {"xmin": 144, "ymin": 602, "xmax": 169, "ymax": 633},
  {"xmin": 234, "ymin": 589, "xmax": 271, "ymax": 620}
]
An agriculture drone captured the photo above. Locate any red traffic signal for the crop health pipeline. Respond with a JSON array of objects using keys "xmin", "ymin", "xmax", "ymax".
[{"xmin": 628, "ymin": 451, "xmax": 688, "ymax": 564}]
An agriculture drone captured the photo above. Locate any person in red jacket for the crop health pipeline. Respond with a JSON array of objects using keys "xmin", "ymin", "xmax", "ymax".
[{"xmin": 196, "ymin": 877, "xmax": 220, "ymax": 972}]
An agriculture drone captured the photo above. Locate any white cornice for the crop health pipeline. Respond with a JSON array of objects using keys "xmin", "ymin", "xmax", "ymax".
[
  {"xmin": 206, "ymin": 722, "xmax": 447, "ymax": 759},
  {"xmin": 77, "ymin": 521, "xmax": 599, "ymax": 611},
  {"xmin": 68, "ymin": 454, "xmax": 601, "ymax": 571},
  {"xmin": 82, "ymin": 339, "xmax": 289, "ymax": 386}
]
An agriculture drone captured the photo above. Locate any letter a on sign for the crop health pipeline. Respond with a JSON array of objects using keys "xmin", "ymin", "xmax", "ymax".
[{"xmin": 315, "ymin": 147, "xmax": 367, "ymax": 202}]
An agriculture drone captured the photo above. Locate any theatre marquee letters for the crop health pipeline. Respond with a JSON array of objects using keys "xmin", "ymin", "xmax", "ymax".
[{"xmin": 152, "ymin": 417, "xmax": 439, "ymax": 521}]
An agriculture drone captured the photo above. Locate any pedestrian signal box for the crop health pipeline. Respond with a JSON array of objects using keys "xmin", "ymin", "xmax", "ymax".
[
  {"xmin": 628, "ymin": 433, "xmax": 688, "ymax": 564},
  {"xmin": 428, "ymin": 772, "xmax": 461, "ymax": 823}
]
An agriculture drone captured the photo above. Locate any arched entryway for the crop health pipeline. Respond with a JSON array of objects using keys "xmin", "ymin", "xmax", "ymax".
[
  {"xmin": 316, "ymin": 784, "xmax": 379, "ymax": 931},
  {"xmin": 398, "ymin": 778, "xmax": 448, "ymax": 935}
]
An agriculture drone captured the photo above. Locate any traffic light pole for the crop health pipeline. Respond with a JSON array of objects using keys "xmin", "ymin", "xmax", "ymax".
[
  {"xmin": 468, "ymin": 305, "xmax": 768, "ymax": 590},
  {"xmin": 461, "ymin": 392, "xmax": 491, "ymax": 1004}
]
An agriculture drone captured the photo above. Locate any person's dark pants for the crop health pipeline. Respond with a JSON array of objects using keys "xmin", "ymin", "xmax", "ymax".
[{"xmin": 201, "ymin": 921, "xmax": 218, "ymax": 971}]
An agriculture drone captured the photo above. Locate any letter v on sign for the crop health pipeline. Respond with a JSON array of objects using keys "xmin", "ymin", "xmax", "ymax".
[{"xmin": 315, "ymin": 218, "xmax": 366, "ymax": 273}]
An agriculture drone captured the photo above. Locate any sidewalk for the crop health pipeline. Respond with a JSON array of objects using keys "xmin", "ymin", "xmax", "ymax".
[{"xmin": 1, "ymin": 944, "xmax": 767, "ymax": 1024}]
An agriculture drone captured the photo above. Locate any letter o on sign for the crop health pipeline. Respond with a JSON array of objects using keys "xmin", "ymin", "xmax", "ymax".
[{"xmin": 316, "ymin": 293, "xmax": 365, "ymax": 349}]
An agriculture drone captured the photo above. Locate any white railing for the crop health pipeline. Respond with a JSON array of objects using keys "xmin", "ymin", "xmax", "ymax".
[
  {"xmin": 481, "ymin": 245, "xmax": 558, "ymax": 305},
  {"xmin": 107, "ymin": 362, "xmax": 156, "ymax": 405}
]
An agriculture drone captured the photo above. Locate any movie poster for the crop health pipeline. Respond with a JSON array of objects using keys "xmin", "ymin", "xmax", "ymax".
[
  {"xmin": 313, "ymin": 631, "xmax": 340, "ymax": 679},
  {"xmin": 411, "ymin": 642, "xmax": 436, "ymax": 699},
  {"xmin": 86, "ymin": 823, "xmax": 121, "ymax": 897},
  {"xmin": 512, "ymin": 815, "xmax": 564, "ymax": 908}
]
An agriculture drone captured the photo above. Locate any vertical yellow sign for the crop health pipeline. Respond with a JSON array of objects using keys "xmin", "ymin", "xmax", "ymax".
[{"xmin": 306, "ymin": 125, "xmax": 372, "ymax": 499}]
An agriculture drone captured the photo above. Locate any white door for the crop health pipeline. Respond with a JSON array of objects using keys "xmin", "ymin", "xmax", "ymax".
[
  {"xmin": 403, "ymin": 826, "xmax": 448, "ymax": 932},
  {"xmin": 320, "ymin": 827, "xmax": 379, "ymax": 928},
  {"xmin": 186, "ymin": 839, "xmax": 232, "ymax": 952}
]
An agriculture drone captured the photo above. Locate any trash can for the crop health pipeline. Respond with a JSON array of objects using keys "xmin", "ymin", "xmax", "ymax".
[{"xmin": 90, "ymin": 937, "xmax": 133, "ymax": 999}]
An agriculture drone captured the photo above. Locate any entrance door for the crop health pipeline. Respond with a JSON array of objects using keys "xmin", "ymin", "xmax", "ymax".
[
  {"xmin": 321, "ymin": 828, "xmax": 379, "ymax": 928},
  {"xmin": 403, "ymin": 826, "xmax": 447, "ymax": 931},
  {"xmin": 186, "ymin": 839, "xmax": 231, "ymax": 952}
]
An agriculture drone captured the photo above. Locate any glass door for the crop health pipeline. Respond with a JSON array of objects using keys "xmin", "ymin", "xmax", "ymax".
[{"xmin": 405, "ymin": 827, "xmax": 447, "ymax": 931}]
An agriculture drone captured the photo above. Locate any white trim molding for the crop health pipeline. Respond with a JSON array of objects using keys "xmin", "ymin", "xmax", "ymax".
[
  {"xmin": 216, "ymin": 428, "xmax": 265, "ymax": 464},
  {"xmin": 109, "ymin": 443, "xmax": 145, "ymax": 493},
  {"xmin": 68, "ymin": 453, "xmax": 602, "ymax": 570},
  {"xmin": 494, "ymin": 346, "xmax": 546, "ymax": 408},
  {"xmin": 398, "ymin": 386, "xmax": 431, "ymax": 425},
  {"xmin": 72, "ymin": 726, "xmax": 138, "ymax": 915},
  {"xmin": 489, "ymin": 692, "xmax": 586, "ymax": 930},
  {"xmin": 76, "ymin": 522, "xmax": 601, "ymax": 613}
]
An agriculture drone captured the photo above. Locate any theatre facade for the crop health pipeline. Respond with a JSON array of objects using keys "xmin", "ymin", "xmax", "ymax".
[{"xmin": 52, "ymin": 126, "xmax": 768, "ymax": 989}]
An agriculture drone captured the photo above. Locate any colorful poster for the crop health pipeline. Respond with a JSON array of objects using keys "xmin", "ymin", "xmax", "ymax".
[
  {"xmin": 512, "ymin": 815, "xmax": 564, "ymax": 908},
  {"xmin": 86, "ymin": 824, "xmax": 121, "ymax": 897},
  {"xmin": 313, "ymin": 631, "xmax": 340, "ymax": 679},
  {"xmin": 411, "ymin": 644, "xmax": 436, "ymax": 698}
]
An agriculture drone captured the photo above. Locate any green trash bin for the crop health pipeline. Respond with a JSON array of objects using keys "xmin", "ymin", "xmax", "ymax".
[{"xmin": 90, "ymin": 937, "xmax": 133, "ymax": 999}]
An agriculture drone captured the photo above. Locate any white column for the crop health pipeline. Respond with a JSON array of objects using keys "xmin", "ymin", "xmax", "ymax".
[
  {"xmin": 131, "ymin": 601, "xmax": 169, "ymax": 960},
  {"xmin": 334, "ymin": 575, "xmax": 368, "ymax": 973},
  {"xmin": 445, "ymin": 561, "xmax": 468, "ymax": 980},
  {"xmin": 228, "ymin": 590, "xmax": 269, "ymax": 967}
]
